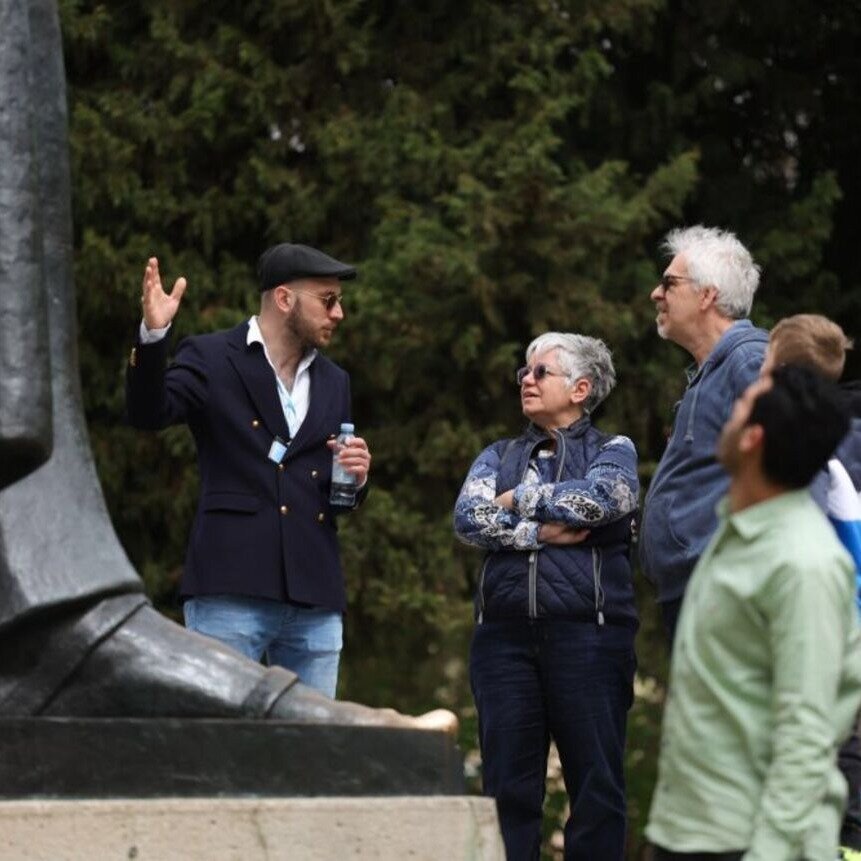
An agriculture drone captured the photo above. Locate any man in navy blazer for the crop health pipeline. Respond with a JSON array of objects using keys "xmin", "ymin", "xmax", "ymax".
[{"xmin": 126, "ymin": 243, "xmax": 371, "ymax": 698}]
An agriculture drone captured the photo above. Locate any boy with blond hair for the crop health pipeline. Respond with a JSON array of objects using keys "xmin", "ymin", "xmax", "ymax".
[{"xmin": 762, "ymin": 313, "xmax": 852, "ymax": 380}]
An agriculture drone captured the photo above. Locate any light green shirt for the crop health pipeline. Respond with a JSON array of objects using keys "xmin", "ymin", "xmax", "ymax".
[{"xmin": 646, "ymin": 490, "xmax": 861, "ymax": 861}]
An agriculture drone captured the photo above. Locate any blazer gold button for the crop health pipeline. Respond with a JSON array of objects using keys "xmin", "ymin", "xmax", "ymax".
[
  {"xmin": 311, "ymin": 470, "xmax": 318, "ymax": 478},
  {"xmin": 317, "ymin": 513, "xmax": 325, "ymax": 522},
  {"xmin": 252, "ymin": 419, "xmax": 260, "ymax": 428},
  {"xmin": 278, "ymin": 463, "xmax": 285, "ymax": 471},
  {"xmin": 280, "ymin": 505, "xmax": 289, "ymax": 514}
]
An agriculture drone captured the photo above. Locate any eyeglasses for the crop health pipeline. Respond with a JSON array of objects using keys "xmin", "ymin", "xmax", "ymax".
[
  {"xmin": 516, "ymin": 363, "xmax": 566, "ymax": 385},
  {"xmin": 306, "ymin": 291, "xmax": 343, "ymax": 312},
  {"xmin": 658, "ymin": 274, "xmax": 697, "ymax": 291}
]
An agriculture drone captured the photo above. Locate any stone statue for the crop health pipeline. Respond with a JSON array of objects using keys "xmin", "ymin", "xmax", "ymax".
[{"xmin": 0, "ymin": 0, "xmax": 453, "ymax": 737}]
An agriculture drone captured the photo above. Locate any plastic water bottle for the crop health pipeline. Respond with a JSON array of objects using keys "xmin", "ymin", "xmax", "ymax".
[{"xmin": 330, "ymin": 422, "xmax": 357, "ymax": 506}]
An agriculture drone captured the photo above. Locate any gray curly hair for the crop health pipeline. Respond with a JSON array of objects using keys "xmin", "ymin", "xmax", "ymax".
[{"xmin": 525, "ymin": 332, "xmax": 616, "ymax": 413}]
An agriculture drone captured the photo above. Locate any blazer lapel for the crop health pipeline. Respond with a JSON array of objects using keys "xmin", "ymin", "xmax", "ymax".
[{"xmin": 226, "ymin": 325, "xmax": 290, "ymax": 441}]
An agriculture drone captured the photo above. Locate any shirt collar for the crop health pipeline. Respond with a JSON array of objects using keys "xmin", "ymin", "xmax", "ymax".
[
  {"xmin": 246, "ymin": 316, "xmax": 317, "ymax": 372},
  {"xmin": 719, "ymin": 489, "xmax": 811, "ymax": 541}
]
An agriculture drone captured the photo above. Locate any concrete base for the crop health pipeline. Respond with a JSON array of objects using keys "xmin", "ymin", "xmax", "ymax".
[{"xmin": 0, "ymin": 796, "xmax": 504, "ymax": 860}]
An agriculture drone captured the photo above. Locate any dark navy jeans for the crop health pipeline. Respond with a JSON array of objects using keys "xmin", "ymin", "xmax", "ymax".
[
  {"xmin": 660, "ymin": 596, "xmax": 683, "ymax": 650},
  {"xmin": 470, "ymin": 619, "xmax": 636, "ymax": 860}
]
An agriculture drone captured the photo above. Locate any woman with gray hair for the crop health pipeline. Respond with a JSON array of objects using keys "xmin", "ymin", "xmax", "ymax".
[{"xmin": 454, "ymin": 332, "xmax": 639, "ymax": 860}]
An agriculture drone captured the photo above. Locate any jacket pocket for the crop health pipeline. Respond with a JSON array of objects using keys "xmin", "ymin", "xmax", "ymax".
[
  {"xmin": 665, "ymin": 493, "xmax": 693, "ymax": 552},
  {"xmin": 202, "ymin": 492, "xmax": 262, "ymax": 514},
  {"xmin": 644, "ymin": 491, "xmax": 689, "ymax": 553}
]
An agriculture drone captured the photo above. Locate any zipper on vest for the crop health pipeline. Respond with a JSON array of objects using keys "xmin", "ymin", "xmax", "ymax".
[
  {"xmin": 592, "ymin": 547, "xmax": 605, "ymax": 625},
  {"xmin": 477, "ymin": 556, "xmax": 489, "ymax": 624},
  {"xmin": 528, "ymin": 550, "xmax": 538, "ymax": 618},
  {"xmin": 527, "ymin": 430, "xmax": 567, "ymax": 620}
]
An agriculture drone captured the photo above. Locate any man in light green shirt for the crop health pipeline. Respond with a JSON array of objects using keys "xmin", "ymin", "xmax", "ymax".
[{"xmin": 647, "ymin": 365, "xmax": 861, "ymax": 861}]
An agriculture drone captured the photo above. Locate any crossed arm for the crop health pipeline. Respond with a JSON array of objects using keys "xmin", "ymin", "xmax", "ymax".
[{"xmin": 453, "ymin": 435, "xmax": 639, "ymax": 552}]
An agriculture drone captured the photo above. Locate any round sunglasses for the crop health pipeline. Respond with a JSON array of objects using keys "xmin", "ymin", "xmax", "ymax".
[{"xmin": 515, "ymin": 363, "xmax": 566, "ymax": 385}]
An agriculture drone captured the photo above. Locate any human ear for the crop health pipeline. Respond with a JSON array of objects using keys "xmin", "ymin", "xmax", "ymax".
[
  {"xmin": 275, "ymin": 286, "xmax": 293, "ymax": 312},
  {"xmin": 739, "ymin": 423, "xmax": 764, "ymax": 454},
  {"xmin": 700, "ymin": 286, "xmax": 719, "ymax": 311},
  {"xmin": 570, "ymin": 378, "xmax": 592, "ymax": 406}
]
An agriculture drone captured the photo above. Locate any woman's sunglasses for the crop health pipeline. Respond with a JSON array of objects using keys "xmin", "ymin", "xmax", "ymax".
[{"xmin": 515, "ymin": 364, "xmax": 566, "ymax": 385}]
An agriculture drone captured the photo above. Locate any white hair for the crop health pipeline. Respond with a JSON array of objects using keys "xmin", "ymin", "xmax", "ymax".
[
  {"xmin": 663, "ymin": 225, "xmax": 761, "ymax": 318},
  {"xmin": 526, "ymin": 332, "xmax": 616, "ymax": 413}
]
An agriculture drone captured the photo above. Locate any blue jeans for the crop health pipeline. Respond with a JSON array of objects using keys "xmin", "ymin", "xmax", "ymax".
[
  {"xmin": 470, "ymin": 619, "xmax": 636, "ymax": 861},
  {"xmin": 183, "ymin": 595, "xmax": 343, "ymax": 698}
]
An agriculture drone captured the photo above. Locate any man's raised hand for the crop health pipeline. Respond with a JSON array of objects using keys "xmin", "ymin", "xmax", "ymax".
[{"xmin": 141, "ymin": 257, "xmax": 187, "ymax": 330}]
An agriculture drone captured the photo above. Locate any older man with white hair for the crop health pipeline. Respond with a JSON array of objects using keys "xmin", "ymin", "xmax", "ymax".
[{"xmin": 639, "ymin": 226, "xmax": 768, "ymax": 644}]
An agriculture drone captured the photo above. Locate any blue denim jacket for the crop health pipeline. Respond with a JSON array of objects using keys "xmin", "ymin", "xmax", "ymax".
[{"xmin": 639, "ymin": 320, "xmax": 768, "ymax": 603}]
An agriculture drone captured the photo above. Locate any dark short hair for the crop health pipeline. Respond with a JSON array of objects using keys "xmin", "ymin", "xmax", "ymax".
[{"xmin": 749, "ymin": 364, "xmax": 849, "ymax": 488}]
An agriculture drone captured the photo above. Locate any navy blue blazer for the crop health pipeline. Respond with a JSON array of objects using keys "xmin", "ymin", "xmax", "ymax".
[{"xmin": 126, "ymin": 321, "xmax": 359, "ymax": 612}]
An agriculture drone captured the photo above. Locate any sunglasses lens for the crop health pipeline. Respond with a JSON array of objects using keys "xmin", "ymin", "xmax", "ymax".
[{"xmin": 517, "ymin": 364, "xmax": 549, "ymax": 384}]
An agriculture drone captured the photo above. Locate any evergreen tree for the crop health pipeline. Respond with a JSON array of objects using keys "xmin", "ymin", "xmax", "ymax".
[{"xmin": 60, "ymin": 0, "xmax": 861, "ymax": 854}]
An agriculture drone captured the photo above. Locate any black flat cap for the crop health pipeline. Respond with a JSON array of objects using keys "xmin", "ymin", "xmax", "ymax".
[{"xmin": 257, "ymin": 243, "xmax": 357, "ymax": 292}]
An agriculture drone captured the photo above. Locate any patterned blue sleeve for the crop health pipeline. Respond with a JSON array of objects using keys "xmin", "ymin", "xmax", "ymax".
[
  {"xmin": 513, "ymin": 435, "xmax": 639, "ymax": 527},
  {"xmin": 453, "ymin": 442, "xmax": 542, "ymax": 551}
]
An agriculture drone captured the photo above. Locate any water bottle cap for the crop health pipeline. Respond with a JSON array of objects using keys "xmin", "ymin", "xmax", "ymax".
[{"xmin": 340, "ymin": 422, "xmax": 355, "ymax": 434}]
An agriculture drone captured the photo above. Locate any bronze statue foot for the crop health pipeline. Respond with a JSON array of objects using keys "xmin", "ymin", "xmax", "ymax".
[{"xmin": 3, "ymin": 597, "xmax": 456, "ymax": 733}]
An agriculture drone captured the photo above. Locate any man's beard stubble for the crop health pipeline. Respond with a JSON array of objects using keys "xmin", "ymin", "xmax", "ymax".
[{"xmin": 287, "ymin": 295, "xmax": 327, "ymax": 351}]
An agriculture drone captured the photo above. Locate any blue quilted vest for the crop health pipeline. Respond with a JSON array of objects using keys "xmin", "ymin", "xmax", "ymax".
[{"xmin": 476, "ymin": 418, "xmax": 638, "ymax": 628}]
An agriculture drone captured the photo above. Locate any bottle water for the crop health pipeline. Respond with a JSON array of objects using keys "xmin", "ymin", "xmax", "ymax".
[{"xmin": 330, "ymin": 422, "xmax": 357, "ymax": 507}]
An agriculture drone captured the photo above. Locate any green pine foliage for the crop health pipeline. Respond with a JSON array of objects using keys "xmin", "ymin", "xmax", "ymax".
[{"xmin": 60, "ymin": 1, "xmax": 859, "ymax": 856}]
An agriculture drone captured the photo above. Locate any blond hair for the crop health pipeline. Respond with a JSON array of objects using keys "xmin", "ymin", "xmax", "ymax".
[{"xmin": 769, "ymin": 314, "xmax": 853, "ymax": 381}]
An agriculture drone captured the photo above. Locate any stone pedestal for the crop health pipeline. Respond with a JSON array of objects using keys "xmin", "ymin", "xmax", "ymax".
[
  {"xmin": 0, "ymin": 797, "xmax": 505, "ymax": 860},
  {"xmin": 0, "ymin": 717, "xmax": 504, "ymax": 859},
  {"xmin": 0, "ymin": 718, "xmax": 505, "ymax": 861},
  {"xmin": 0, "ymin": 718, "xmax": 463, "ymax": 797}
]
